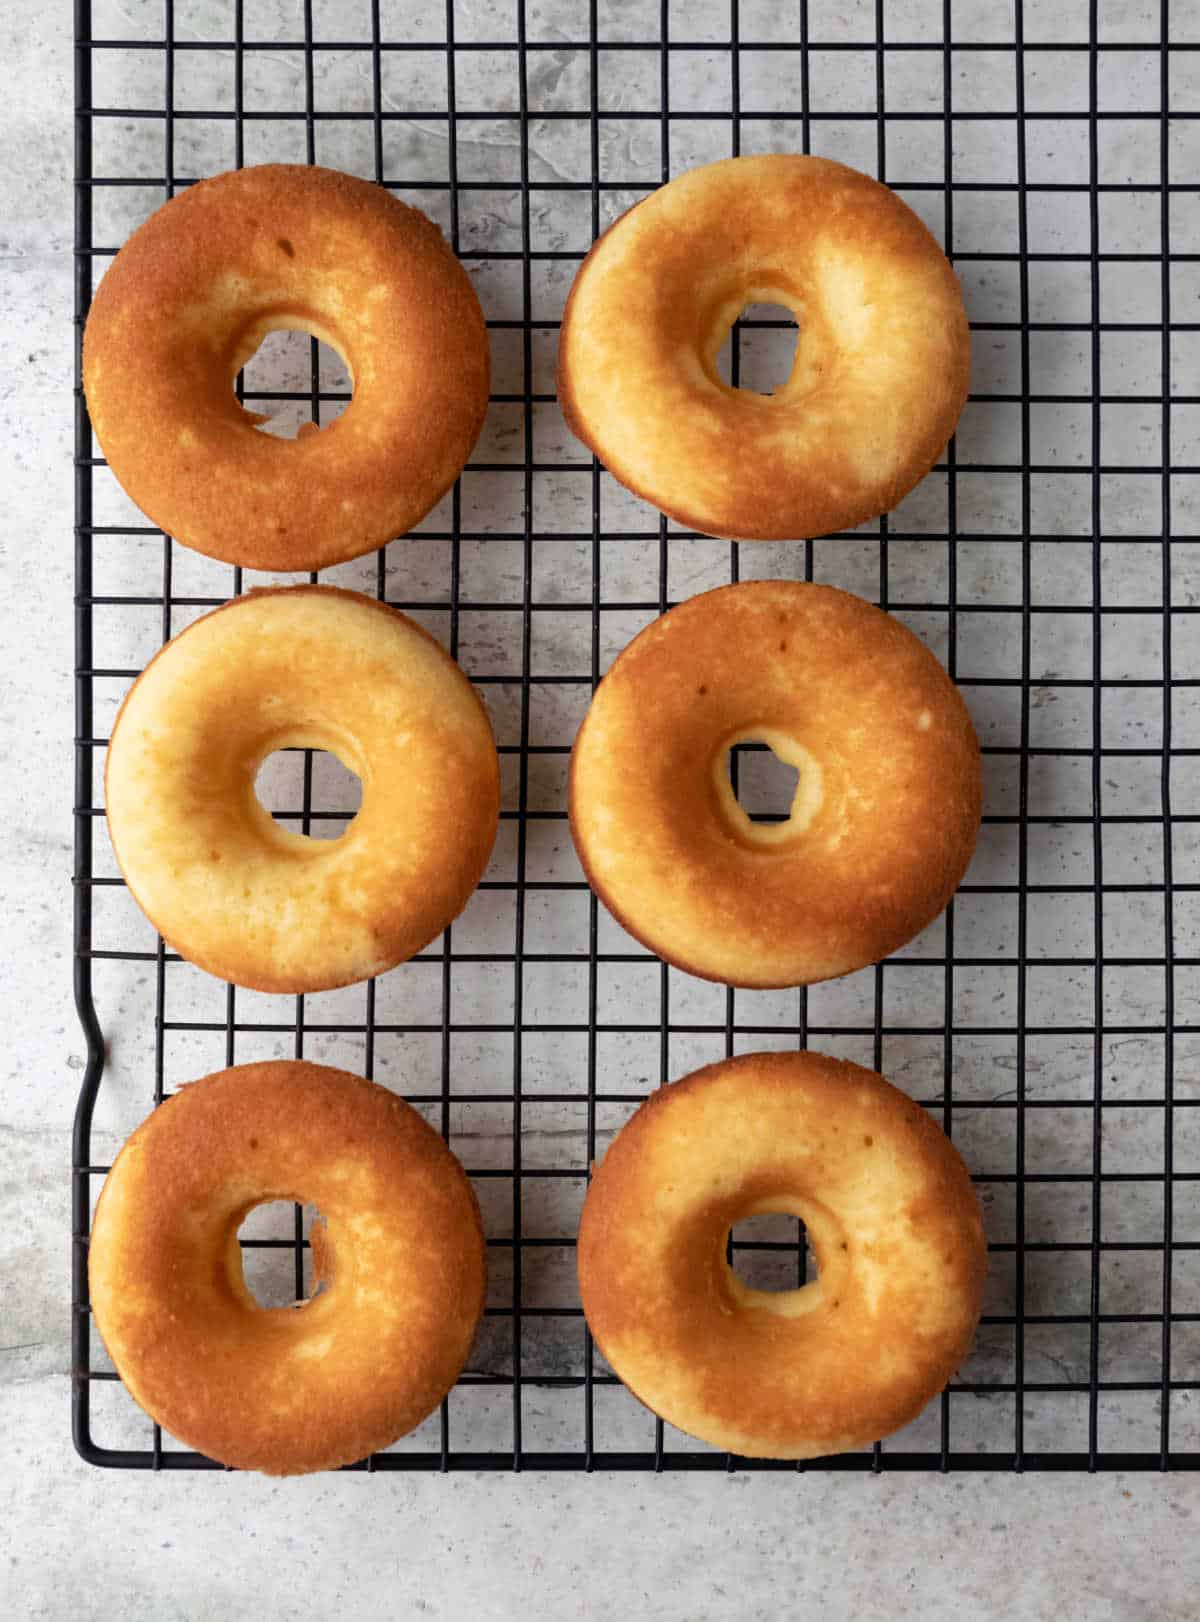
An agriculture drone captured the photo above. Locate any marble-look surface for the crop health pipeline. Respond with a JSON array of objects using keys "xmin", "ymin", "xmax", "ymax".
[{"xmin": 3, "ymin": 0, "xmax": 1200, "ymax": 1615}]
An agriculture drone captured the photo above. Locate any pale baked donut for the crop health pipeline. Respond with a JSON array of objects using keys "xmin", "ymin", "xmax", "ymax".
[
  {"xmin": 569, "ymin": 580, "xmax": 981, "ymax": 988},
  {"xmin": 578, "ymin": 1050, "xmax": 986, "ymax": 1459},
  {"xmin": 105, "ymin": 585, "xmax": 499, "ymax": 994},
  {"xmin": 83, "ymin": 164, "xmax": 488, "ymax": 571},
  {"xmin": 89, "ymin": 1060, "xmax": 486, "ymax": 1475},
  {"xmin": 558, "ymin": 154, "xmax": 969, "ymax": 540}
]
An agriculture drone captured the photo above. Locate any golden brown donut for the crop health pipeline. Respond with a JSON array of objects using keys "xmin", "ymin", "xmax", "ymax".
[
  {"xmin": 569, "ymin": 580, "xmax": 981, "ymax": 988},
  {"xmin": 105, "ymin": 585, "xmax": 499, "ymax": 994},
  {"xmin": 83, "ymin": 163, "xmax": 488, "ymax": 571},
  {"xmin": 557, "ymin": 154, "xmax": 969, "ymax": 541},
  {"xmin": 578, "ymin": 1051, "xmax": 986, "ymax": 1459},
  {"xmin": 89, "ymin": 1060, "xmax": 486, "ymax": 1475}
]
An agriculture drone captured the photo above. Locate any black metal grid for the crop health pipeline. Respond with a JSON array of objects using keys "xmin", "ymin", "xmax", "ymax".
[{"xmin": 72, "ymin": 0, "xmax": 1200, "ymax": 1472}]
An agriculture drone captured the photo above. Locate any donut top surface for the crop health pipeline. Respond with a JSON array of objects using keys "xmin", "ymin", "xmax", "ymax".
[
  {"xmin": 104, "ymin": 585, "xmax": 500, "ymax": 994},
  {"xmin": 578, "ymin": 1051, "xmax": 987, "ymax": 1458},
  {"xmin": 558, "ymin": 154, "xmax": 970, "ymax": 540},
  {"xmin": 569, "ymin": 580, "xmax": 982, "ymax": 987},
  {"xmin": 82, "ymin": 164, "xmax": 489, "ymax": 571},
  {"xmin": 88, "ymin": 1061, "xmax": 486, "ymax": 1474}
]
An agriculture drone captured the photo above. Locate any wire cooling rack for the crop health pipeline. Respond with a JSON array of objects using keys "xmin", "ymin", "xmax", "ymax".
[{"xmin": 72, "ymin": 0, "xmax": 1200, "ymax": 1472}]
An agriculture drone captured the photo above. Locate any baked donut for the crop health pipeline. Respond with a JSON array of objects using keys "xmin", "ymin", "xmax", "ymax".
[
  {"xmin": 557, "ymin": 154, "xmax": 969, "ymax": 540},
  {"xmin": 578, "ymin": 1051, "xmax": 986, "ymax": 1458},
  {"xmin": 83, "ymin": 163, "xmax": 488, "ymax": 571},
  {"xmin": 105, "ymin": 585, "xmax": 499, "ymax": 993},
  {"xmin": 569, "ymin": 580, "xmax": 981, "ymax": 988},
  {"xmin": 88, "ymin": 1060, "xmax": 486, "ymax": 1474}
]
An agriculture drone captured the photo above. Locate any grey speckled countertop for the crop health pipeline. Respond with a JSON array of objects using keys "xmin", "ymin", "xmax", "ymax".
[{"xmin": 3, "ymin": 1, "xmax": 1198, "ymax": 1616}]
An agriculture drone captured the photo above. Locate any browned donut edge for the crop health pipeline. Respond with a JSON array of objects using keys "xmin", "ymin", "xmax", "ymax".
[{"xmin": 103, "ymin": 585, "xmax": 498, "ymax": 994}]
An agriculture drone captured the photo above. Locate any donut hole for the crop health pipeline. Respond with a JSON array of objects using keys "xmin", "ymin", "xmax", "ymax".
[
  {"xmin": 728, "ymin": 1212, "xmax": 815, "ymax": 1293},
  {"xmin": 727, "ymin": 738, "xmax": 801, "ymax": 825},
  {"xmin": 239, "ymin": 327, "xmax": 353, "ymax": 439},
  {"xmin": 714, "ymin": 303, "xmax": 799, "ymax": 396},
  {"xmin": 237, "ymin": 1200, "xmax": 325, "ymax": 1310},
  {"xmin": 254, "ymin": 747, "xmax": 363, "ymax": 841}
]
